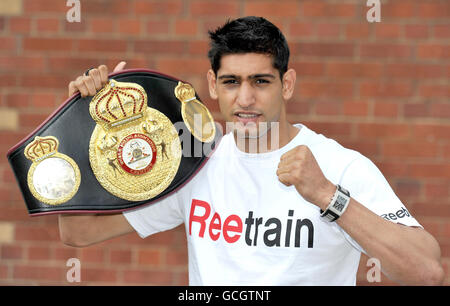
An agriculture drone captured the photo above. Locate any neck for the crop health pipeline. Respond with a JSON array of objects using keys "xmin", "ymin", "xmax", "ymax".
[{"xmin": 234, "ymin": 121, "xmax": 299, "ymax": 154}]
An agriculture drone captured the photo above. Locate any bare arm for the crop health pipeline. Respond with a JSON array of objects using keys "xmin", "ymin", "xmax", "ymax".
[
  {"xmin": 277, "ymin": 145, "xmax": 445, "ymax": 285},
  {"xmin": 59, "ymin": 213, "xmax": 134, "ymax": 247},
  {"xmin": 336, "ymin": 198, "xmax": 444, "ymax": 285}
]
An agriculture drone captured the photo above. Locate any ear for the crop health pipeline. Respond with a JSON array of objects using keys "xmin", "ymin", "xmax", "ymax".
[
  {"xmin": 281, "ymin": 68, "xmax": 296, "ymax": 101},
  {"xmin": 206, "ymin": 69, "xmax": 218, "ymax": 100}
]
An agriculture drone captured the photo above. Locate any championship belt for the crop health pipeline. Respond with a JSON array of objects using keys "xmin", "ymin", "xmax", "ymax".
[{"xmin": 6, "ymin": 69, "xmax": 221, "ymax": 216}]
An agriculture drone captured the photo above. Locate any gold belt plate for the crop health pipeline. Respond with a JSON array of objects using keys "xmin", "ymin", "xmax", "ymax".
[{"xmin": 88, "ymin": 80, "xmax": 181, "ymax": 201}]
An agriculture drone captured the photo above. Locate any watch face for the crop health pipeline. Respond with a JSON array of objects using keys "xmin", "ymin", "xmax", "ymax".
[{"xmin": 333, "ymin": 195, "xmax": 347, "ymax": 212}]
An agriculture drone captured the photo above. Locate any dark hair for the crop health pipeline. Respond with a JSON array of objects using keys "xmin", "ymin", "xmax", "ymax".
[{"xmin": 207, "ymin": 16, "xmax": 290, "ymax": 79}]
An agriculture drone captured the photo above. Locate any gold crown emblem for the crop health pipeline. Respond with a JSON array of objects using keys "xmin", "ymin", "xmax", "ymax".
[
  {"xmin": 24, "ymin": 136, "xmax": 59, "ymax": 162},
  {"xmin": 174, "ymin": 81, "xmax": 197, "ymax": 103},
  {"xmin": 89, "ymin": 80, "xmax": 148, "ymax": 130}
]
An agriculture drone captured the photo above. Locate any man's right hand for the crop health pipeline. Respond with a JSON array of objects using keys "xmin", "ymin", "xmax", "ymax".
[{"xmin": 67, "ymin": 61, "xmax": 127, "ymax": 98}]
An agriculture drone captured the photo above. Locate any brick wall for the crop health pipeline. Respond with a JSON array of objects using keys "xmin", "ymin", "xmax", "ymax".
[{"xmin": 0, "ymin": 0, "xmax": 448, "ymax": 286}]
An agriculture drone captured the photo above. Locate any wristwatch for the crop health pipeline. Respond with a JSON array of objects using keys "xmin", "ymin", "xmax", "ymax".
[{"xmin": 320, "ymin": 185, "xmax": 351, "ymax": 222}]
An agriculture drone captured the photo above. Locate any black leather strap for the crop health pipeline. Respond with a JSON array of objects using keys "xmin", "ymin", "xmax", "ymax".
[{"xmin": 7, "ymin": 69, "xmax": 221, "ymax": 216}]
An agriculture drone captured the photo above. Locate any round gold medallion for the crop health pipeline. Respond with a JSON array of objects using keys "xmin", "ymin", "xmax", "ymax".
[{"xmin": 88, "ymin": 80, "xmax": 181, "ymax": 202}]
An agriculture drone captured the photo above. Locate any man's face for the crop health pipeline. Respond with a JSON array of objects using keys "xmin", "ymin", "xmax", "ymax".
[{"xmin": 207, "ymin": 53, "xmax": 293, "ymax": 139}]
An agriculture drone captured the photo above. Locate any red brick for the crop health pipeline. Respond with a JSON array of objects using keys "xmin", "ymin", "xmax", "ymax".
[
  {"xmin": 434, "ymin": 24, "xmax": 450, "ymax": 38},
  {"xmin": 9, "ymin": 17, "xmax": 31, "ymax": 34},
  {"xmin": 1, "ymin": 245, "xmax": 23, "ymax": 260},
  {"xmin": 419, "ymin": 85, "xmax": 449, "ymax": 98},
  {"xmin": 374, "ymin": 101, "xmax": 398, "ymax": 118},
  {"xmin": 156, "ymin": 58, "xmax": 210, "ymax": 76},
  {"xmin": 386, "ymin": 64, "xmax": 443, "ymax": 79},
  {"xmin": 417, "ymin": 3, "xmax": 450, "ymax": 19},
  {"xmin": 404, "ymin": 24, "xmax": 429, "ymax": 39},
  {"xmin": 316, "ymin": 23, "xmax": 341, "ymax": 37},
  {"xmin": 360, "ymin": 44, "xmax": 412, "ymax": 58},
  {"xmin": 298, "ymin": 81, "xmax": 353, "ymax": 98},
  {"xmin": 375, "ymin": 24, "xmax": 401, "ymax": 39},
  {"xmin": 35, "ymin": 18, "xmax": 60, "ymax": 33},
  {"xmin": 301, "ymin": 121, "xmax": 352, "ymax": 137},
  {"xmin": 382, "ymin": 141, "xmax": 439, "ymax": 158},
  {"xmin": 327, "ymin": 62, "xmax": 383, "ymax": 78},
  {"xmin": 78, "ymin": 39, "xmax": 127, "ymax": 53},
  {"xmin": 430, "ymin": 103, "xmax": 450, "ymax": 118},
  {"xmin": 117, "ymin": 18, "xmax": 141, "ymax": 35},
  {"xmin": 175, "ymin": 19, "xmax": 198, "ymax": 36},
  {"xmin": 315, "ymin": 100, "xmax": 341, "ymax": 116},
  {"xmin": 300, "ymin": 2, "xmax": 356, "ymax": 17},
  {"xmin": 138, "ymin": 248, "xmax": 163, "ymax": 266},
  {"xmin": 296, "ymin": 42, "xmax": 354, "ymax": 57},
  {"xmin": 382, "ymin": 2, "xmax": 415, "ymax": 18},
  {"xmin": 134, "ymin": 40, "xmax": 186, "ymax": 55},
  {"xmin": 412, "ymin": 124, "xmax": 450, "ymax": 140},
  {"xmin": 409, "ymin": 163, "xmax": 450, "ymax": 178},
  {"xmin": 360, "ymin": 81, "xmax": 412, "ymax": 98},
  {"xmin": 134, "ymin": 0, "xmax": 183, "ymax": 16},
  {"xmin": 24, "ymin": 0, "xmax": 67, "ymax": 13},
  {"xmin": 110, "ymin": 249, "xmax": 132, "ymax": 264},
  {"xmin": 23, "ymin": 38, "xmax": 74, "ymax": 52},
  {"xmin": 245, "ymin": 1, "xmax": 300, "ymax": 17},
  {"xmin": 14, "ymin": 265, "xmax": 65, "ymax": 281},
  {"xmin": 89, "ymin": 17, "xmax": 114, "ymax": 33},
  {"xmin": 123, "ymin": 269, "xmax": 173, "ymax": 285},
  {"xmin": 14, "ymin": 224, "xmax": 60, "ymax": 242},
  {"xmin": 290, "ymin": 62, "xmax": 324, "ymax": 77},
  {"xmin": 191, "ymin": 0, "xmax": 239, "ymax": 16},
  {"xmin": 357, "ymin": 123, "xmax": 410, "ymax": 139},
  {"xmin": 145, "ymin": 20, "xmax": 170, "ymax": 35},
  {"xmin": 80, "ymin": 248, "xmax": 105, "ymax": 263},
  {"xmin": 425, "ymin": 182, "xmax": 449, "ymax": 198},
  {"xmin": 417, "ymin": 44, "xmax": 450, "ymax": 59},
  {"xmin": 343, "ymin": 101, "xmax": 369, "ymax": 117},
  {"xmin": 404, "ymin": 103, "xmax": 429, "ymax": 118},
  {"xmin": 28, "ymin": 246, "xmax": 51, "ymax": 260},
  {"xmin": 81, "ymin": 268, "xmax": 117, "ymax": 283},
  {"xmin": 0, "ymin": 37, "xmax": 16, "ymax": 52},
  {"xmin": 289, "ymin": 22, "xmax": 314, "ymax": 37},
  {"xmin": 345, "ymin": 23, "xmax": 370, "ymax": 39}
]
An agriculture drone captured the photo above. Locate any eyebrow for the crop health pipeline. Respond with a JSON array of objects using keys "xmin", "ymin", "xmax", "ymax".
[{"xmin": 217, "ymin": 73, "xmax": 276, "ymax": 80}]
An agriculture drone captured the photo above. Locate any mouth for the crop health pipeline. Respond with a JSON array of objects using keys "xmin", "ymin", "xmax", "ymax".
[{"xmin": 233, "ymin": 111, "xmax": 262, "ymax": 124}]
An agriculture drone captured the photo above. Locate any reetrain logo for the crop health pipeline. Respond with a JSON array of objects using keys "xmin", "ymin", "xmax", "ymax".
[{"xmin": 188, "ymin": 199, "xmax": 315, "ymax": 248}]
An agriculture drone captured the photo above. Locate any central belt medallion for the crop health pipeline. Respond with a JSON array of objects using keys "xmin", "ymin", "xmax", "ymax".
[{"xmin": 89, "ymin": 80, "xmax": 181, "ymax": 201}]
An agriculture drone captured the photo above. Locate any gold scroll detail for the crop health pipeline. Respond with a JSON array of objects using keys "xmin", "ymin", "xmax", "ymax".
[
  {"xmin": 89, "ymin": 80, "xmax": 181, "ymax": 201},
  {"xmin": 174, "ymin": 81, "xmax": 216, "ymax": 143}
]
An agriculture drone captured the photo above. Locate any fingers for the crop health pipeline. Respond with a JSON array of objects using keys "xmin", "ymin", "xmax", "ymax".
[
  {"xmin": 98, "ymin": 65, "xmax": 109, "ymax": 85},
  {"xmin": 67, "ymin": 61, "xmax": 126, "ymax": 98},
  {"xmin": 113, "ymin": 61, "xmax": 127, "ymax": 73}
]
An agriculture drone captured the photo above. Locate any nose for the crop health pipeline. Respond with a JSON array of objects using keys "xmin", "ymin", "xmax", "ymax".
[{"xmin": 236, "ymin": 81, "xmax": 256, "ymax": 109}]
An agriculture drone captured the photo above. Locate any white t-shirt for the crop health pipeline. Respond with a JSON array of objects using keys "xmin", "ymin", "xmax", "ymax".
[{"xmin": 123, "ymin": 124, "xmax": 421, "ymax": 285}]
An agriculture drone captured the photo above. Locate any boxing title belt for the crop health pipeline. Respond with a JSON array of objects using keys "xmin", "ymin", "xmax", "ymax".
[{"xmin": 7, "ymin": 69, "xmax": 221, "ymax": 216}]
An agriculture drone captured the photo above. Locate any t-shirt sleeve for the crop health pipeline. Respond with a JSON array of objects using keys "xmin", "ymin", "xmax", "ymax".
[
  {"xmin": 338, "ymin": 153, "xmax": 422, "ymax": 254},
  {"xmin": 123, "ymin": 191, "xmax": 184, "ymax": 238}
]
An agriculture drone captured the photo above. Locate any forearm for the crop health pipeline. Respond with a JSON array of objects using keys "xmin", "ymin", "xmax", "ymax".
[
  {"xmin": 58, "ymin": 213, "xmax": 133, "ymax": 247},
  {"xmin": 335, "ymin": 198, "xmax": 444, "ymax": 285}
]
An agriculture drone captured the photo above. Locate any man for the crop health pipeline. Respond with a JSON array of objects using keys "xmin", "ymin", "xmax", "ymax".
[{"xmin": 60, "ymin": 16, "xmax": 444, "ymax": 285}]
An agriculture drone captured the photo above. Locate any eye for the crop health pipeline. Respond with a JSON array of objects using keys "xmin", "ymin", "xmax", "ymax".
[
  {"xmin": 255, "ymin": 78, "xmax": 270, "ymax": 85},
  {"xmin": 222, "ymin": 79, "xmax": 238, "ymax": 85}
]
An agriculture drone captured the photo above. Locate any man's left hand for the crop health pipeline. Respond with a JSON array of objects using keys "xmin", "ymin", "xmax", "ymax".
[{"xmin": 276, "ymin": 145, "xmax": 336, "ymax": 210}]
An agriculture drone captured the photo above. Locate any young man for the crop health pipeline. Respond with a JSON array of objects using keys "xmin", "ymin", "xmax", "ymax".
[{"xmin": 61, "ymin": 16, "xmax": 444, "ymax": 285}]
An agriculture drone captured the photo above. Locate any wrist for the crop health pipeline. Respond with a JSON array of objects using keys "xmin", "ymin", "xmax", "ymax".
[
  {"xmin": 320, "ymin": 184, "xmax": 351, "ymax": 222},
  {"xmin": 317, "ymin": 181, "xmax": 337, "ymax": 211}
]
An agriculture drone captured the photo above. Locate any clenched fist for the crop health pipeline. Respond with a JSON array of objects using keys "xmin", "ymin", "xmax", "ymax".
[
  {"xmin": 276, "ymin": 145, "xmax": 336, "ymax": 210},
  {"xmin": 67, "ymin": 61, "xmax": 127, "ymax": 98}
]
